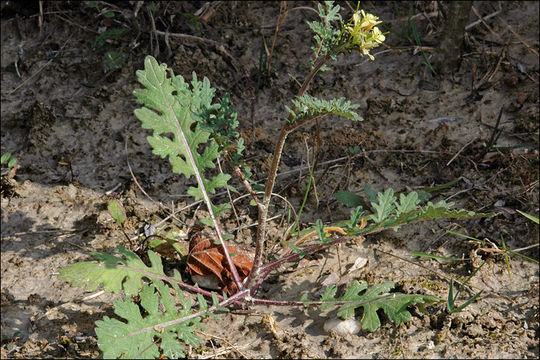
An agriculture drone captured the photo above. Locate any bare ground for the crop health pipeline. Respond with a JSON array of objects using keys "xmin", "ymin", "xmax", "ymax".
[{"xmin": 1, "ymin": 1, "xmax": 539, "ymax": 358}]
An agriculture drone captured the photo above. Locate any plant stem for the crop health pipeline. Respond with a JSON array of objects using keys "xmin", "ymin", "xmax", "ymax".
[
  {"xmin": 250, "ymin": 234, "xmax": 361, "ymax": 295},
  {"xmin": 290, "ymin": 147, "xmax": 318, "ymax": 234},
  {"xmin": 128, "ymin": 289, "xmax": 250, "ymax": 338},
  {"xmin": 297, "ymin": 53, "xmax": 331, "ymax": 97},
  {"xmin": 245, "ymin": 54, "xmax": 332, "ymax": 290},
  {"xmin": 171, "ymin": 110, "xmax": 242, "ymax": 291},
  {"xmin": 231, "ymin": 164, "xmax": 262, "ymax": 207}
]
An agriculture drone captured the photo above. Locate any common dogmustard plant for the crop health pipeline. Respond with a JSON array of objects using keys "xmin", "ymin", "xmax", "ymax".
[{"xmin": 59, "ymin": 2, "xmax": 494, "ymax": 358}]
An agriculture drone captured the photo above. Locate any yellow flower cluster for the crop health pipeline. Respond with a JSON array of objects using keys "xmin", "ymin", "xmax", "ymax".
[{"xmin": 345, "ymin": 10, "xmax": 386, "ymax": 60}]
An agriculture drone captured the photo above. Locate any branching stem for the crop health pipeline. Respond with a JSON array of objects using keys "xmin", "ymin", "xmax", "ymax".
[{"xmin": 245, "ymin": 54, "xmax": 332, "ymax": 289}]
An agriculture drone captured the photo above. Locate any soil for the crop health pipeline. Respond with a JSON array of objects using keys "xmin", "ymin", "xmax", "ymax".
[{"xmin": 1, "ymin": 1, "xmax": 538, "ymax": 359}]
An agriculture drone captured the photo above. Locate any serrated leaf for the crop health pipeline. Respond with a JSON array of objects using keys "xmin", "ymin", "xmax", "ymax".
[
  {"xmin": 300, "ymin": 293, "xmax": 310, "ymax": 307},
  {"xmin": 59, "ymin": 246, "xmax": 167, "ymax": 296},
  {"xmin": 211, "ymin": 292, "xmax": 229, "ymax": 312},
  {"xmin": 316, "ymin": 280, "xmax": 440, "ymax": 332},
  {"xmin": 369, "ymin": 189, "xmax": 396, "ymax": 223},
  {"xmin": 420, "ymin": 201, "xmax": 487, "ymax": 220},
  {"xmin": 308, "ymin": 1, "xmax": 343, "ymax": 64},
  {"xmin": 96, "ymin": 280, "xmax": 203, "ymax": 359},
  {"xmin": 376, "ymin": 197, "xmax": 495, "ymax": 231},
  {"xmin": 348, "ymin": 205, "xmax": 364, "ymax": 228},
  {"xmin": 319, "ymin": 284, "xmax": 340, "ymax": 311},
  {"xmin": 315, "ymin": 219, "xmax": 330, "ymax": 243},
  {"xmin": 396, "ymin": 191, "xmax": 419, "ymax": 215},
  {"xmin": 133, "ymin": 55, "xmax": 229, "ymax": 205},
  {"xmin": 416, "ymin": 190, "xmax": 431, "ymax": 203},
  {"xmin": 287, "ymin": 95, "xmax": 362, "ymax": 125},
  {"xmin": 197, "ymin": 293, "xmax": 208, "ymax": 312}
]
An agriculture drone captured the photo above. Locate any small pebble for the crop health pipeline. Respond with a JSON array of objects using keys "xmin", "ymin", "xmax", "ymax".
[
  {"xmin": 320, "ymin": 273, "xmax": 340, "ymax": 287},
  {"xmin": 323, "ymin": 318, "xmax": 361, "ymax": 335},
  {"xmin": 348, "ymin": 257, "xmax": 368, "ymax": 274}
]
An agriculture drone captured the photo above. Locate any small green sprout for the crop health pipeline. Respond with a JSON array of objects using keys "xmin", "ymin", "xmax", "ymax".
[
  {"xmin": 447, "ymin": 262, "xmax": 485, "ymax": 314},
  {"xmin": 1, "ymin": 152, "xmax": 18, "ymax": 169},
  {"xmin": 107, "ymin": 199, "xmax": 126, "ymax": 225}
]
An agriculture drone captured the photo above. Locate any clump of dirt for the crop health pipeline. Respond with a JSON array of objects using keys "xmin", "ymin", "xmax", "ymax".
[{"xmin": 2, "ymin": 1, "xmax": 538, "ymax": 358}]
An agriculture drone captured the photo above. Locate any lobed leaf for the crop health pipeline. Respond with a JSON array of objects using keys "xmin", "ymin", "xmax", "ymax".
[
  {"xmin": 96, "ymin": 280, "xmax": 203, "ymax": 359},
  {"xmin": 396, "ymin": 191, "xmax": 420, "ymax": 215},
  {"xmin": 369, "ymin": 188, "xmax": 396, "ymax": 223},
  {"xmin": 308, "ymin": 1, "xmax": 344, "ymax": 66},
  {"xmin": 133, "ymin": 56, "xmax": 229, "ymax": 204},
  {"xmin": 286, "ymin": 94, "xmax": 362, "ymax": 125},
  {"xmin": 58, "ymin": 246, "xmax": 180, "ymax": 296},
  {"xmin": 316, "ymin": 280, "xmax": 440, "ymax": 332}
]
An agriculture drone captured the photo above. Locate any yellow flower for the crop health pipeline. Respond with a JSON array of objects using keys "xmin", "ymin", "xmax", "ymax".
[
  {"xmin": 345, "ymin": 10, "xmax": 386, "ymax": 60},
  {"xmin": 371, "ymin": 27, "xmax": 385, "ymax": 44},
  {"xmin": 346, "ymin": 10, "xmax": 382, "ymax": 34},
  {"xmin": 357, "ymin": 10, "xmax": 381, "ymax": 31}
]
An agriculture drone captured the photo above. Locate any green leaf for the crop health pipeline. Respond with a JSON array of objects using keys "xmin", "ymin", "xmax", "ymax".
[
  {"xmin": 199, "ymin": 93, "xmax": 240, "ymax": 151},
  {"xmin": 107, "ymin": 200, "xmax": 126, "ymax": 224},
  {"xmin": 92, "ymin": 28, "xmax": 128, "ymax": 49},
  {"xmin": 316, "ymin": 219, "xmax": 330, "ymax": 243},
  {"xmin": 348, "ymin": 206, "xmax": 364, "ymax": 228},
  {"xmin": 307, "ymin": 1, "xmax": 344, "ymax": 65},
  {"xmin": 197, "ymin": 293, "xmax": 208, "ymax": 312},
  {"xmin": 369, "ymin": 189, "xmax": 396, "ymax": 223},
  {"xmin": 421, "ymin": 201, "xmax": 475, "ymax": 219},
  {"xmin": 7, "ymin": 157, "xmax": 17, "ymax": 168},
  {"xmin": 334, "ymin": 190, "xmax": 365, "ymax": 208},
  {"xmin": 59, "ymin": 246, "xmax": 168, "ymax": 296},
  {"xmin": 252, "ymin": 183, "xmax": 265, "ymax": 192},
  {"xmin": 516, "ymin": 209, "xmax": 539, "ymax": 224},
  {"xmin": 363, "ymin": 183, "xmax": 378, "ymax": 204},
  {"xmin": 103, "ymin": 50, "xmax": 127, "ymax": 72},
  {"xmin": 199, "ymin": 218, "xmax": 212, "ymax": 227},
  {"xmin": 96, "ymin": 280, "xmax": 203, "ymax": 359},
  {"xmin": 300, "ymin": 293, "xmax": 310, "ymax": 307},
  {"xmin": 211, "ymin": 292, "xmax": 229, "ymax": 312},
  {"xmin": 416, "ymin": 190, "xmax": 432, "ymax": 203},
  {"xmin": 1, "ymin": 152, "xmax": 11, "ymax": 164},
  {"xmin": 379, "ymin": 197, "xmax": 495, "ymax": 231},
  {"xmin": 134, "ymin": 56, "xmax": 231, "ymax": 220},
  {"xmin": 316, "ymin": 280, "xmax": 440, "ymax": 332},
  {"xmin": 319, "ymin": 284, "xmax": 339, "ymax": 311},
  {"xmin": 288, "ymin": 244, "xmax": 306, "ymax": 259},
  {"xmin": 287, "ymin": 95, "xmax": 362, "ymax": 125},
  {"xmin": 396, "ymin": 191, "xmax": 419, "ymax": 215}
]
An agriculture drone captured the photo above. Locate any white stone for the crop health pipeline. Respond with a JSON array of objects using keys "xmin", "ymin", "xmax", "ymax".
[{"xmin": 323, "ymin": 318, "xmax": 361, "ymax": 335}]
